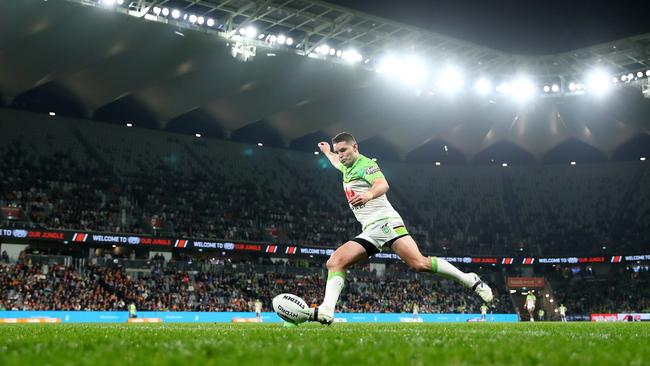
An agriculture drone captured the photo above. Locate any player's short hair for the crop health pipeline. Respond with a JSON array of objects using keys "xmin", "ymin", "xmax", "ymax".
[{"xmin": 332, "ymin": 132, "xmax": 356, "ymax": 145}]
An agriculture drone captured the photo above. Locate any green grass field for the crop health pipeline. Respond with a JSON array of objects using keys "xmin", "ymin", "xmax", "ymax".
[{"xmin": 0, "ymin": 322, "xmax": 648, "ymax": 366}]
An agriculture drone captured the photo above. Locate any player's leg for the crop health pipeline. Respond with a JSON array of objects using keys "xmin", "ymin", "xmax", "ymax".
[
  {"xmin": 310, "ymin": 240, "xmax": 369, "ymax": 324},
  {"xmin": 391, "ymin": 235, "xmax": 493, "ymax": 302}
]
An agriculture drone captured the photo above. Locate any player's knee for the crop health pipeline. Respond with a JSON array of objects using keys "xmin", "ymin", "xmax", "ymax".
[{"xmin": 326, "ymin": 256, "xmax": 346, "ymax": 271}]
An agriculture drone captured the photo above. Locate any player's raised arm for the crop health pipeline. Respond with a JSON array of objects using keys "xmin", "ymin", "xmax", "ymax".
[{"xmin": 318, "ymin": 141, "xmax": 340, "ymax": 168}]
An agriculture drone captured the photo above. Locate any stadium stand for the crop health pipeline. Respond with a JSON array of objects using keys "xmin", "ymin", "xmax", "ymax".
[{"xmin": 2, "ymin": 110, "xmax": 649, "ymax": 257}]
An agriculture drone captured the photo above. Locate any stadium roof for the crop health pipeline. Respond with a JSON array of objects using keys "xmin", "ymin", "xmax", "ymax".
[{"xmin": 1, "ymin": 0, "xmax": 649, "ymax": 162}]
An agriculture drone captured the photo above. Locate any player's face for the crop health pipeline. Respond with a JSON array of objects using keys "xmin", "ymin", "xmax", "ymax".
[{"xmin": 333, "ymin": 141, "xmax": 359, "ymax": 167}]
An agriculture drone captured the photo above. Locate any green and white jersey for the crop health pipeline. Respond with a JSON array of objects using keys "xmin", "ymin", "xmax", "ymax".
[
  {"xmin": 526, "ymin": 294, "xmax": 536, "ymax": 304},
  {"xmin": 559, "ymin": 306, "xmax": 567, "ymax": 315},
  {"xmin": 481, "ymin": 305, "xmax": 488, "ymax": 315},
  {"xmin": 338, "ymin": 154, "xmax": 402, "ymax": 229}
]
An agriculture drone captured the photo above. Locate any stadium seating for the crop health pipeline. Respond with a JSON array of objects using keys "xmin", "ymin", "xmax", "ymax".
[{"xmin": 1, "ymin": 109, "xmax": 649, "ymax": 256}]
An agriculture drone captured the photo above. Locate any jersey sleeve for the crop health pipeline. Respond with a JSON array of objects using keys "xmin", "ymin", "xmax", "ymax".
[
  {"xmin": 337, "ymin": 162, "xmax": 346, "ymax": 173},
  {"xmin": 361, "ymin": 161, "xmax": 385, "ymax": 184}
]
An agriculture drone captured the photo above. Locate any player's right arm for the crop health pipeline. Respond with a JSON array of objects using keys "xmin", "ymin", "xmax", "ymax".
[{"xmin": 318, "ymin": 142, "xmax": 341, "ymax": 169}]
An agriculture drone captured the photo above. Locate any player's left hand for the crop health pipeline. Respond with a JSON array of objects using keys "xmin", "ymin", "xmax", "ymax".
[{"xmin": 349, "ymin": 192, "xmax": 372, "ymax": 206}]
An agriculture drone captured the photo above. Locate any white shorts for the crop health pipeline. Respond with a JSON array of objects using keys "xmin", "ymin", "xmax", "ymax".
[
  {"xmin": 353, "ymin": 219, "xmax": 409, "ymax": 256},
  {"xmin": 526, "ymin": 302, "xmax": 535, "ymax": 311}
]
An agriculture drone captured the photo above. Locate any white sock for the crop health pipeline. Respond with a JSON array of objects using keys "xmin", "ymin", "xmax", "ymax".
[
  {"xmin": 321, "ymin": 271, "xmax": 345, "ymax": 310},
  {"xmin": 431, "ymin": 257, "xmax": 473, "ymax": 287}
]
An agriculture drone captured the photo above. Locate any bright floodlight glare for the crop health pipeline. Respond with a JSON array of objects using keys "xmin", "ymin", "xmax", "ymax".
[
  {"xmin": 269, "ymin": 35, "xmax": 277, "ymax": 43},
  {"xmin": 376, "ymin": 56, "xmax": 399, "ymax": 75},
  {"xmin": 627, "ymin": 73, "xmax": 633, "ymax": 80},
  {"xmin": 399, "ymin": 58, "xmax": 428, "ymax": 85},
  {"xmin": 512, "ymin": 78, "xmax": 535, "ymax": 101},
  {"xmin": 277, "ymin": 35, "xmax": 286, "ymax": 44},
  {"xmin": 637, "ymin": 71, "xmax": 644, "ymax": 78},
  {"xmin": 189, "ymin": 14, "xmax": 197, "ymax": 23},
  {"xmin": 162, "ymin": 8, "xmax": 169, "ymax": 16},
  {"xmin": 329, "ymin": 48, "xmax": 336, "ymax": 56},
  {"xmin": 612, "ymin": 77, "xmax": 618, "ymax": 83},
  {"xmin": 621, "ymin": 75, "xmax": 627, "ymax": 81},
  {"xmin": 206, "ymin": 18, "xmax": 214, "ymax": 27},
  {"xmin": 474, "ymin": 78, "xmax": 491, "ymax": 95},
  {"xmin": 436, "ymin": 68, "xmax": 464, "ymax": 93},
  {"xmin": 116, "ymin": 0, "xmax": 124, "ymax": 4},
  {"xmin": 319, "ymin": 45, "xmax": 330, "ymax": 55},
  {"xmin": 195, "ymin": 133, "xmax": 201, "ymax": 137},
  {"xmin": 171, "ymin": 9, "xmax": 180, "ymax": 19},
  {"xmin": 646, "ymin": 70, "xmax": 650, "ymax": 77},
  {"xmin": 197, "ymin": 17, "xmax": 204, "ymax": 25},
  {"xmin": 336, "ymin": 50, "xmax": 342, "ymax": 57},
  {"xmin": 586, "ymin": 69, "xmax": 611, "ymax": 95},
  {"xmin": 496, "ymin": 82, "xmax": 511, "ymax": 94},
  {"xmin": 153, "ymin": 6, "xmax": 161, "ymax": 15},
  {"xmin": 543, "ymin": 85, "xmax": 550, "ymax": 92},
  {"xmin": 286, "ymin": 37, "xmax": 294, "ymax": 46},
  {"xmin": 342, "ymin": 50, "xmax": 362, "ymax": 63},
  {"xmin": 568, "ymin": 82, "xmax": 577, "ymax": 91},
  {"xmin": 502, "ymin": 163, "xmax": 508, "ymax": 167},
  {"xmin": 257, "ymin": 142, "xmax": 263, "ymax": 146},
  {"xmin": 126, "ymin": 123, "xmax": 133, "ymax": 127},
  {"xmin": 245, "ymin": 26, "xmax": 257, "ymax": 38},
  {"xmin": 239, "ymin": 28, "xmax": 247, "ymax": 35},
  {"xmin": 551, "ymin": 84, "xmax": 560, "ymax": 92},
  {"xmin": 102, "ymin": 0, "xmax": 116, "ymax": 5}
]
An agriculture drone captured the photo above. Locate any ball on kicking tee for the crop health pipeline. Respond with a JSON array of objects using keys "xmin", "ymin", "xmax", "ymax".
[{"xmin": 272, "ymin": 293, "xmax": 311, "ymax": 324}]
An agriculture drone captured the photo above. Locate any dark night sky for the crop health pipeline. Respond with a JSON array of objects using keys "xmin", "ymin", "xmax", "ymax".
[{"xmin": 326, "ymin": 0, "xmax": 650, "ymax": 55}]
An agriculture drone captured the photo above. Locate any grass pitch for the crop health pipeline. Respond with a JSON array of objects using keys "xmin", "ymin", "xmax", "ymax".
[{"xmin": 0, "ymin": 322, "xmax": 648, "ymax": 366}]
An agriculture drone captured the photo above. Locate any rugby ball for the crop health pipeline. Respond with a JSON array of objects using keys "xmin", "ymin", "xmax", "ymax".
[{"xmin": 272, "ymin": 293, "xmax": 311, "ymax": 324}]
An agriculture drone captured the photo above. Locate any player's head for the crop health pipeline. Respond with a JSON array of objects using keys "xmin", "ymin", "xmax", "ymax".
[{"xmin": 332, "ymin": 132, "xmax": 359, "ymax": 167}]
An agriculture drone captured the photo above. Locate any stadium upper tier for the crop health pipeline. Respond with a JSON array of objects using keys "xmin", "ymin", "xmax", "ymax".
[
  {"xmin": 2, "ymin": 0, "xmax": 650, "ymax": 164},
  {"xmin": 0, "ymin": 108, "xmax": 648, "ymax": 256}
]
